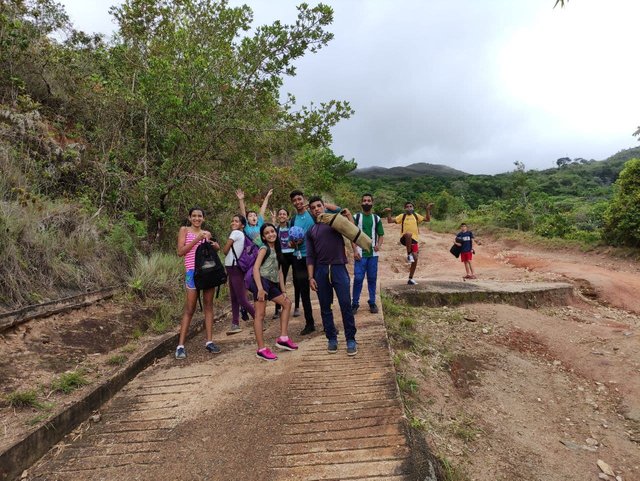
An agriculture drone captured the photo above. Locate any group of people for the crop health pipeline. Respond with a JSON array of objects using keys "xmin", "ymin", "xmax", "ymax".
[{"xmin": 174, "ymin": 189, "xmax": 476, "ymax": 362}]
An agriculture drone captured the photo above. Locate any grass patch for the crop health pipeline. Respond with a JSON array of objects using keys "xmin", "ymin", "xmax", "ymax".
[
  {"xmin": 148, "ymin": 298, "xmax": 180, "ymax": 334},
  {"xmin": 381, "ymin": 293, "xmax": 408, "ymax": 318},
  {"xmin": 397, "ymin": 373, "xmax": 419, "ymax": 395},
  {"xmin": 128, "ymin": 252, "xmax": 182, "ymax": 299},
  {"xmin": 51, "ymin": 370, "xmax": 89, "ymax": 394},
  {"xmin": 121, "ymin": 343, "xmax": 138, "ymax": 353},
  {"xmin": 107, "ymin": 354, "xmax": 127, "ymax": 366},
  {"xmin": 27, "ymin": 412, "xmax": 51, "ymax": 426},
  {"xmin": 408, "ymin": 414, "xmax": 428, "ymax": 431},
  {"xmin": 450, "ymin": 413, "xmax": 482, "ymax": 443},
  {"xmin": 440, "ymin": 457, "xmax": 469, "ymax": 481},
  {"xmin": 131, "ymin": 327, "xmax": 144, "ymax": 340},
  {"xmin": 5, "ymin": 389, "xmax": 42, "ymax": 409}
]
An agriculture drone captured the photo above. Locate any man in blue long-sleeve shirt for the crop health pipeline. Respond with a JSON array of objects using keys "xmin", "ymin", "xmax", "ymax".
[{"xmin": 306, "ymin": 196, "xmax": 358, "ymax": 356}]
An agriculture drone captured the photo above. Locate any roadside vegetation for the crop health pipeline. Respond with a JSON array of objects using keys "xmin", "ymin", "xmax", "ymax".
[
  {"xmin": 384, "ymin": 294, "xmax": 479, "ymax": 481},
  {"xmin": 346, "ymin": 147, "xmax": 640, "ymax": 253},
  {"xmin": 0, "ymin": 0, "xmax": 353, "ymax": 310}
]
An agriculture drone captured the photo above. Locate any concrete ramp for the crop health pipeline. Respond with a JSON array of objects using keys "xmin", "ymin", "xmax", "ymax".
[
  {"xmin": 26, "ymin": 298, "xmax": 413, "ymax": 480},
  {"xmin": 384, "ymin": 279, "xmax": 574, "ymax": 308}
]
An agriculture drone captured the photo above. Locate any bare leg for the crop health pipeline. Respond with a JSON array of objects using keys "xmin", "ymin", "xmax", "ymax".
[
  {"xmin": 178, "ymin": 289, "xmax": 198, "ymax": 346},
  {"xmin": 272, "ymin": 294, "xmax": 292, "ymax": 337},
  {"xmin": 409, "ymin": 253, "xmax": 418, "ymax": 279},
  {"xmin": 254, "ymin": 299, "xmax": 267, "ymax": 349},
  {"xmin": 202, "ymin": 288, "xmax": 215, "ymax": 342},
  {"xmin": 402, "ymin": 233, "xmax": 413, "ymax": 255}
]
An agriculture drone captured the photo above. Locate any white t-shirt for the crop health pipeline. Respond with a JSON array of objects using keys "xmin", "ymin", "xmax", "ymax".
[{"xmin": 225, "ymin": 230, "xmax": 245, "ymax": 267}]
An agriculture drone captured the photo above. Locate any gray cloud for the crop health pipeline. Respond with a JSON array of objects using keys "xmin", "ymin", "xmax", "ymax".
[{"xmin": 61, "ymin": 0, "xmax": 640, "ymax": 174}]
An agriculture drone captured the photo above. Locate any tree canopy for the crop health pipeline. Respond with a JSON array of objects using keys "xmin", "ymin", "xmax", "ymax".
[{"xmin": 0, "ymin": 0, "xmax": 355, "ymax": 243}]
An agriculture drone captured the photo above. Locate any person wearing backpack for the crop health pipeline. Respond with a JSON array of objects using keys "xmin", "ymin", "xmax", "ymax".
[
  {"xmin": 351, "ymin": 193, "xmax": 385, "ymax": 314},
  {"xmin": 455, "ymin": 223, "xmax": 477, "ymax": 279},
  {"xmin": 383, "ymin": 201, "xmax": 433, "ymax": 285},
  {"xmin": 222, "ymin": 214, "xmax": 256, "ymax": 335},
  {"xmin": 249, "ymin": 223, "xmax": 299, "ymax": 361},
  {"xmin": 306, "ymin": 196, "xmax": 358, "ymax": 356},
  {"xmin": 175, "ymin": 207, "xmax": 222, "ymax": 360}
]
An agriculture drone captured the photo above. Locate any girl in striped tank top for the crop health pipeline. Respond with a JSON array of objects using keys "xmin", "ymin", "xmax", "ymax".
[{"xmin": 175, "ymin": 207, "xmax": 222, "ymax": 360}]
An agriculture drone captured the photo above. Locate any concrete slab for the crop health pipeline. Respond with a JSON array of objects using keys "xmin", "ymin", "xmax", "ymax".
[{"xmin": 384, "ymin": 278, "xmax": 575, "ymax": 308}]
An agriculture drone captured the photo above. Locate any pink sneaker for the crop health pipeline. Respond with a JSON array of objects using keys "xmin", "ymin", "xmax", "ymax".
[
  {"xmin": 275, "ymin": 337, "xmax": 299, "ymax": 351},
  {"xmin": 256, "ymin": 347, "xmax": 278, "ymax": 361}
]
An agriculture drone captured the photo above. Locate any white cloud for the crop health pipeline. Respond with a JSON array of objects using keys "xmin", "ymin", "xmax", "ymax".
[{"xmin": 58, "ymin": 0, "xmax": 640, "ymax": 174}]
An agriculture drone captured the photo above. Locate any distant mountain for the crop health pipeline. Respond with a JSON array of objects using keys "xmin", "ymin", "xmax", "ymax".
[{"xmin": 350, "ymin": 162, "xmax": 468, "ymax": 179}]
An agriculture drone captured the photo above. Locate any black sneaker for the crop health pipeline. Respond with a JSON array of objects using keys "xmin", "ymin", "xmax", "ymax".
[
  {"xmin": 369, "ymin": 303, "xmax": 379, "ymax": 314},
  {"xmin": 351, "ymin": 304, "xmax": 359, "ymax": 314},
  {"xmin": 205, "ymin": 342, "xmax": 221, "ymax": 354},
  {"xmin": 299, "ymin": 325, "xmax": 316, "ymax": 336},
  {"xmin": 240, "ymin": 307, "xmax": 249, "ymax": 321}
]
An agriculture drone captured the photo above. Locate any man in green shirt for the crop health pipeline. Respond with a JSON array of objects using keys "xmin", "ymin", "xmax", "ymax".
[{"xmin": 351, "ymin": 193, "xmax": 385, "ymax": 314}]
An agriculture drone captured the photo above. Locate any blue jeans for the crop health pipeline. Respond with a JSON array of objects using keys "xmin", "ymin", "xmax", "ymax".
[
  {"xmin": 352, "ymin": 256, "xmax": 378, "ymax": 307},
  {"xmin": 314, "ymin": 264, "xmax": 357, "ymax": 342}
]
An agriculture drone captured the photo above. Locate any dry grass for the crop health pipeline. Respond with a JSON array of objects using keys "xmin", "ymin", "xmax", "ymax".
[{"xmin": 0, "ymin": 198, "xmax": 135, "ymax": 308}]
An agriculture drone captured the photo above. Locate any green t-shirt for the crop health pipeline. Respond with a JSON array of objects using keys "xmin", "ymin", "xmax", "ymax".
[
  {"xmin": 258, "ymin": 246, "xmax": 279, "ymax": 283},
  {"xmin": 355, "ymin": 213, "xmax": 385, "ymax": 257}
]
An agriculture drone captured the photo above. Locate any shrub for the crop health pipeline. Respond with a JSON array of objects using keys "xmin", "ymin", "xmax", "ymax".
[
  {"xmin": 6, "ymin": 389, "xmax": 42, "ymax": 408},
  {"xmin": 51, "ymin": 371, "xmax": 89, "ymax": 394},
  {"xmin": 128, "ymin": 252, "xmax": 182, "ymax": 299}
]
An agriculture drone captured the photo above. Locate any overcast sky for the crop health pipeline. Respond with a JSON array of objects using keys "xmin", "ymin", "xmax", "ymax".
[{"xmin": 59, "ymin": 0, "xmax": 640, "ymax": 175}]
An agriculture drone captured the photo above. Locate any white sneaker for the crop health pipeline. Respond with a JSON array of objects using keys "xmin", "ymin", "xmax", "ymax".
[
  {"xmin": 407, "ymin": 254, "xmax": 415, "ymax": 264},
  {"xmin": 407, "ymin": 278, "xmax": 417, "ymax": 285}
]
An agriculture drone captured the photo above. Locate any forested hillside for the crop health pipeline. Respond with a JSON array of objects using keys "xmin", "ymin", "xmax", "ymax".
[
  {"xmin": 2, "ymin": 0, "xmax": 639, "ymax": 309},
  {"xmin": 0, "ymin": 0, "xmax": 354, "ymax": 308},
  {"xmin": 344, "ymin": 147, "xmax": 640, "ymax": 246}
]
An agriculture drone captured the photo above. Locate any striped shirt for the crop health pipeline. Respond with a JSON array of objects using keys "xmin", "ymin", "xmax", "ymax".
[{"xmin": 184, "ymin": 231, "xmax": 204, "ymax": 271}]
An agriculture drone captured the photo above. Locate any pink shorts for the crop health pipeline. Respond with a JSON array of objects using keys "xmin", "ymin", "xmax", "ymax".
[{"xmin": 460, "ymin": 252, "xmax": 473, "ymax": 262}]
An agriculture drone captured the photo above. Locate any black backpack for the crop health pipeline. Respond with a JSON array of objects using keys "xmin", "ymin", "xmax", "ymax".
[{"xmin": 194, "ymin": 241, "xmax": 227, "ymax": 291}]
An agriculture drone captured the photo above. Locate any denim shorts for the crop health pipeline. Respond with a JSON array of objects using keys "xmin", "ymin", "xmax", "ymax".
[{"xmin": 185, "ymin": 269, "xmax": 196, "ymax": 290}]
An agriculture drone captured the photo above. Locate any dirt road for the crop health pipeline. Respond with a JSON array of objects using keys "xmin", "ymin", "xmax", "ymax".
[
  {"xmin": 5, "ymin": 221, "xmax": 640, "ymax": 480},
  {"xmin": 380, "ymin": 224, "xmax": 640, "ymax": 481}
]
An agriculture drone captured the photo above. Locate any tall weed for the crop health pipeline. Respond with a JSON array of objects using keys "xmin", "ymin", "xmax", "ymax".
[
  {"xmin": 0, "ymin": 198, "xmax": 130, "ymax": 308},
  {"xmin": 128, "ymin": 252, "xmax": 183, "ymax": 299}
]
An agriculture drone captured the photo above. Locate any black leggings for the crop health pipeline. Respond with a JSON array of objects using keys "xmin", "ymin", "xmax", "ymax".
[{"xmin": 275, "ymin": 252, "xmax": 300, "ymax": 311}]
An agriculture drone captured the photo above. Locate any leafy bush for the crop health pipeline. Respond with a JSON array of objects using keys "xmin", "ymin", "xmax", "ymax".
[{"xmin": 604, "ymin": 158, "xmax": 640, "ymax": 247}]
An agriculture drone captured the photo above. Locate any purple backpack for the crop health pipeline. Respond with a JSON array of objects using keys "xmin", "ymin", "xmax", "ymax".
[{"xmin": 231, "ymin": 234, "xmax": 260, "ymax": 285}]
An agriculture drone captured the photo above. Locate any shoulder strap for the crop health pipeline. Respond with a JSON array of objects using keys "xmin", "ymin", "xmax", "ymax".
[
  {"xmin": 258, "ymin": 246, "xmax": 271, "ymax": 268},
  {"xmin": 400, "ymin": 213, "xmax": 419, "ymax": 235},
  {"xmin": 373, "ymin": 215, "xmax": 380, "ymax": 245},
  {"xmin": 355, "ymin": 213, "xmax": 361, "ymax": 226}
]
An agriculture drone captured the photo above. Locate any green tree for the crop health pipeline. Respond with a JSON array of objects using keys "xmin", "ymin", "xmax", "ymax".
[
  {"xmin": 603, "ymin": 158, "xmax": 640, "ymax": 247},
  {"xmin": 103, "ymin": 0, "xmax": 353, "ymax": 240}
]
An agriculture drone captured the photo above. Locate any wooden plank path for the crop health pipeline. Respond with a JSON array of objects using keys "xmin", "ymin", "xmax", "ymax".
[{"xmin": 27, "ymin": 297, "xmax": 411, "ymax": 481}]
